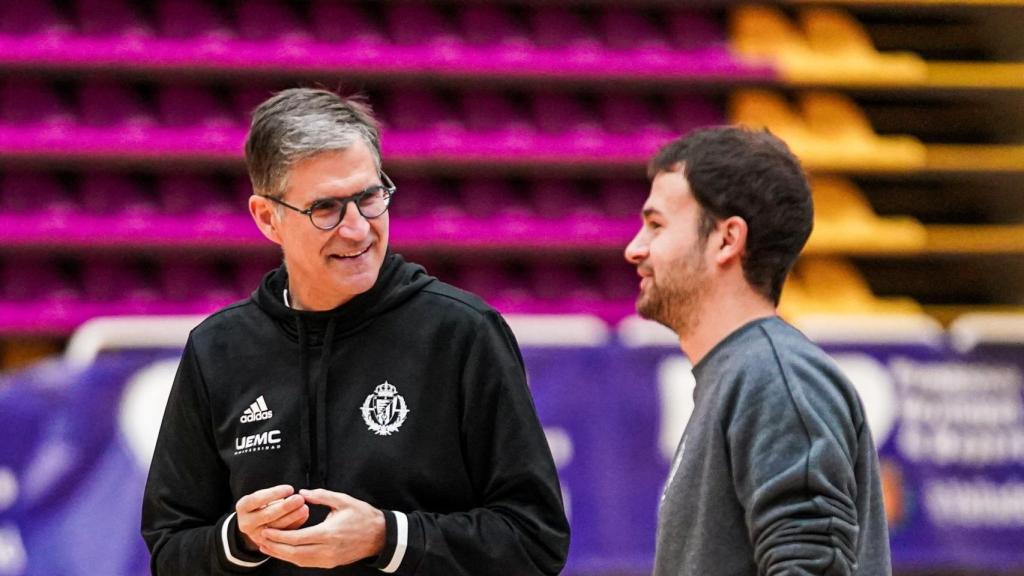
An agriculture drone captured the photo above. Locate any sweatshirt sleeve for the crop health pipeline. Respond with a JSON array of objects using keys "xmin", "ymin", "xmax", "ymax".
[
  {"xmin": 369, "ymin": 311, "xmax": 570, "ymax": 575},
  {"xmin": 142, "ymin": 337, "xmax": 269, "ymax": 575},
  {"xmin": 728, "ymin": 344, "xmax": 862, "ymax": 575}
]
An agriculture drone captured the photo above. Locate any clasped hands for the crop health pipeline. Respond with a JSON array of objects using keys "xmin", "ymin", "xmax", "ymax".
[{"xmin": 235, "ymin": 484, "xmax": 386, "ymax": 569}]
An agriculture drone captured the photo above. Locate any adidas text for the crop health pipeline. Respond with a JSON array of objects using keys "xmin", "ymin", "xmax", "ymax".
[
  {"xmin": 240, "ymin": 410, "xmax": 273, "ymax": 423},
  {"xmin": 240, "ymin": 395, "xmax": 273, "ymax": 423}
]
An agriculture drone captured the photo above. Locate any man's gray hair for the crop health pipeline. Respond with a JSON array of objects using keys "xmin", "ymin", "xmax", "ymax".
[{"xmin": 244, "ymin": 88, "xmax": 382, "ymax": 198}]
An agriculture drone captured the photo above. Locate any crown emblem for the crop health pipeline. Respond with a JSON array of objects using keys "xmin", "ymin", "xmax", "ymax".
[{"xmin": 360, "ymin": 380, "xmax": 410, "ymax": 436}]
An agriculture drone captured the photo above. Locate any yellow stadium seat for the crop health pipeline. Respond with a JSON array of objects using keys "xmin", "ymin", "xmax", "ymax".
[
  {"xmin": 807, "ymin": 177, "xmax": 926, "ymax": 254},
  {"xmin": 779, "ymin": 258, "xmax": 923, "ymax": 318},
  {"xmin": 729, "ymin": 89, "xmax": 816, "ymax": 152},
  {"xmin": 729, "ymin": 89, "xmax": 927, "ymax": 171},
  {"xmin": 730, "ymin": 5, "xmax": 927, "ymax": 86}
]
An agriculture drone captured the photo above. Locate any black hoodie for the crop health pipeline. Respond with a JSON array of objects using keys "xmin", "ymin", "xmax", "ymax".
[{"xmin": 142, "ymin": 253, "xmax": 570, "ymax": 575}]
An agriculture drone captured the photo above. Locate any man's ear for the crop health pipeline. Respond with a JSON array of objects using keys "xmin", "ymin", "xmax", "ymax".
[
  {"xmin": 249, "ymin": 195, "xmax": 283, "ymax": 246},
  {"xmin": 714, "ymin": 216, "xmax": 748, "ymax": 266}
]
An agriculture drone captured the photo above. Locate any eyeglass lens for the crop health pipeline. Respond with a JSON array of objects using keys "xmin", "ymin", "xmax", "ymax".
[{"xmin": 309, "ymin": 187, "xmax": 391, "ymax": 229}]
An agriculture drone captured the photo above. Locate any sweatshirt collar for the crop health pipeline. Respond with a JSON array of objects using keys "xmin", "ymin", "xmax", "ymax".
[
  {"xmin": 253, "ymin": 251, "xmax": 434, "ymax": 343},
  {"xmin": 691, "ymin": 316, "xmax": 782, "ymax": 383}
]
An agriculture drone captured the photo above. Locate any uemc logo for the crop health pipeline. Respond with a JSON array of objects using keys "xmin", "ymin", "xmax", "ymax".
[{"xmin": 234, "ymin": 430, "xmax": 282, "ymax": 455}]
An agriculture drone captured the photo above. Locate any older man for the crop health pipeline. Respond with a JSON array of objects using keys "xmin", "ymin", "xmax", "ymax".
[{"xmin": 142, "ymin": 88, "xmax": 569, "ymax": 575}]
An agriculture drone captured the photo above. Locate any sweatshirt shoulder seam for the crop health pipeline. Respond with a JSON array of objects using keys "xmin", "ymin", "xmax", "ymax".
[
  {"xmin": 192, "ymin": 300, "xmax": 256, "ymax": 334},
  {"xmin": 756, "ymin": 324, "xmax": 815, "ymax": 496},
  {"xmin": 419, "ymin": 285, "xmax": 493, "ymax": 319}
]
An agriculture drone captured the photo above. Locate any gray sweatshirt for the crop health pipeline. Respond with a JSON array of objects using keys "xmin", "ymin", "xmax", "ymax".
[{"xmin": 654, "ymin": 316, "xmax": 891, "ymax": 576}]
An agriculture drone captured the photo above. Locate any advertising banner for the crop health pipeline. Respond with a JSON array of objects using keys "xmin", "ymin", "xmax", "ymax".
[{"xmin": 1, "ymin": 332, "xmax": 1022, "ymax": 575}]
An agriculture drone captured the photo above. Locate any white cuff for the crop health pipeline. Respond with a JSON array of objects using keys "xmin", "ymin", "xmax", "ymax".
[
  {"xmin": 221, "ymin": 512, "xmax": 270, "ymax": 568},
  {"xmin": 380, "ymin": 511, "xmax": 408, "ymax": 573}
]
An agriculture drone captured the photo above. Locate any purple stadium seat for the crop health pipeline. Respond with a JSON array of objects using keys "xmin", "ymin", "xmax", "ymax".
[
  {"xmin": 79, "ymin": 173, "xmax": 155, "ymax": 215},
  {"xmin": 0, "ymin": 0, "xmax": 70, "ymax": 37},
  {"xmin": 530, "ymin": 92, "xmax": 601, "ymax": 136},
  {"xmin": 390, "ymin": 177, "xmax": 460, "ymax": 219},
  {"xmin": 460, "ymin": 178, "xmax": 530, "ymax": 220},
  {"xmin": 78, "ymin": 82, "xmax": 155, "ymax": 127},
  {"xmin": 459, "ymin": 4, "xmax": 531, "ymax": 49},
  {"xmin": 157, "ymin": 85, "xmax": 234, "ymax": 128},
  {"xmin": 80, "ymin": 258, "xmax": 156, "ymax": 303},
  {"xmin": 382, "ymin": 88, "xmax": 462, "ymax": 133},
  {"xmin": 462, "ymin": 91, "xmax": 532, "ymax": 135},
  {"xmin": 75, "ymin": 0, "xmax": 152, "ymax": 38},
  {"xmin": 233, "ymin": 176, "xmax": 256, "ymax": 203},
  {"xmin": 532, "ymin": 261, "xmax": 602, "ymax": 305},
  {"xmin": 387, "ymin": 3, "xmax": 460, "ymax": 47},
  {"xmin": 157, "ymin": 175, "xmax": 232, "ymax": 216},
  {"xmin": 600, "ymin": 94, "xmax": 672, "ymax": 137},
  {"xmin": 231, "ymin": 86, "xmax": 278, "ymax": 126},
  {"xmin": 599, "ymin": 8, "xmax": 670, "ymax": 53},
  {"xmin": 309, "ymin": 1, "xmax": 385, "ymax": 46},
  {"xmin": 530, "ymin": 180, "xmax": 600, "ymax": 219},
  {"xmin": 667, "ymin": 96, "xmax": 721, "ymax": 135},
  {"xmin": 159, "ymin": 260, "xmax": 232, "ymax": 304},
  {"xmin": 529, "ymin": 6, "xmax": 600, "ymax": 50},
  {"xmin": 0, "ymin": 80, "xmax": 73, "ymax": 125},
  {"xmin": 155, "ymin": 0, "xmax": 232, "ymax": 40},
  {"xmin": 666, "ymin": 11, "xmax": 723, "ymax": 51},
  {"xmin": 599, "ymin": 260, "xmax": 640, "ymax": 301},
  {"xmin": 599, "ymin": 179, "xmax": 646, "ymax": 218},
  {"xmin": 528, "ymin": 261, "xmax": 590, "ymax": 302},
  {"xmin": 0, "ymin": 172, "xmax": 74, "ymax": 213},
  {"xmin": 235, "ymin": 257, "xmax": 288, "ymax": 296},
  {"xmin": 235, "ymin": 259, "xmax": 277, "ymax": 295},
  {"xmin": 234, "ymin": 0, "xmax": 311, "ymax": 43},
  {"xmin": 457, "ymin": 261, "xmax": 528, "ymax": 304},
  {"xmin": 0, "ymin": 257, "xmax": 74, "ymax": 302}
]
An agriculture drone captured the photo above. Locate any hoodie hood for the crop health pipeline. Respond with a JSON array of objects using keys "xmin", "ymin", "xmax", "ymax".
[{"xmin": 252, "ymin": 251, "xmax": 435, "ymax": 342}]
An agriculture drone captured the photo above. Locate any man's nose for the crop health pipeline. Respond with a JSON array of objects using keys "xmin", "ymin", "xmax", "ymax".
[
  {"xmin": 625, "ymin": 233, "xmax": 648, "ymax": 264},
  {"xmin": 335, "ymin": 202, "xmax": 370, "ymax": 238}
]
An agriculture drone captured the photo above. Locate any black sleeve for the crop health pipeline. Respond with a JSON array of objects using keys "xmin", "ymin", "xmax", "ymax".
[
  {"xmin": 141, "ymin": 337, "xmax": 270, "ymax": 575},
  {"xmin": 729, "ymin": 352, "xmax": 861, "ymax": 575},
  {"xmin": 370, "ymin": 311, "xmax": 570, "ymax": 575}
]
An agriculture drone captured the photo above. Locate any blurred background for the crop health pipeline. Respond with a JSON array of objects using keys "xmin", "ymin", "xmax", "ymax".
[{"xmin": 0, "ymin": 0, "xmax": 1022, "ymax": 574}]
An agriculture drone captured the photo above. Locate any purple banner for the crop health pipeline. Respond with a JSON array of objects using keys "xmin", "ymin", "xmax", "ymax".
[{"xmin": 1, "ymin": 337, "xmax": 1023, "ymax": 575}]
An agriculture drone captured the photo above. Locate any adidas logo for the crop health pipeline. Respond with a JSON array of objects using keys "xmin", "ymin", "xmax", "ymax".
[{"xmin": 240, "ymin": 395, "xmax": 273, "ymax": 423}]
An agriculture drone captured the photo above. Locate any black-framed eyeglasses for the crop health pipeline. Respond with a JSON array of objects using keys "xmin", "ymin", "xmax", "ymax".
[{"xmin": 261, "ymin": 171, "xmax": 396, "ymax": 230}]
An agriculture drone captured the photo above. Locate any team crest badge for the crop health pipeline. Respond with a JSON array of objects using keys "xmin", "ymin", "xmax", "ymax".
[{"xmin": 360, "ymin": 381, "xmax": 410, "ymax": 436}]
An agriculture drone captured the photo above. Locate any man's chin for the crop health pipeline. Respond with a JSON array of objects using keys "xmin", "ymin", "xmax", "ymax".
[
  {"xmin": 327, "ymin": 266, "xmax": 378, "ymax": 293},
  {"xmin": 636, "ymin": 296, "xmax": 675, "ymax": 331},
  {"xmin": 635, "ymin": 296, "xmax": 657, "ymax": 321}
]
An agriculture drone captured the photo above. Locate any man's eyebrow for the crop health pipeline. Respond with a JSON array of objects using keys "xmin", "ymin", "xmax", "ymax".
[
  {"xmin": 642, "ymin": 207, "xmax": 662, "ymax": 218},
  {"xmin": 311, "ymin": 181, "xmax": 382, "ymax": 202}
]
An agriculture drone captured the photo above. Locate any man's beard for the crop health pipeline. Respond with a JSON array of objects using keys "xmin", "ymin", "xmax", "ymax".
[{"xmin": 636, "ymin": 250, "xmax": 709, "ymax": 337}]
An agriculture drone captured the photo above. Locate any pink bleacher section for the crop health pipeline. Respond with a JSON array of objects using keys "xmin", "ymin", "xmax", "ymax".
[
  {"xmin": 0, "ymin": 79, "xmax": 723, "ymax": 166},
  {"xmin": 0, "ymin": 0, "xmax": 773, "ymax": 81},
  {"xmin": 0, "ymin": 169, "xmax": 647, "ymax": 250},
  {"xmin": 0, "ymin": 0, "xmax": 757, "ymax": 335},
  {"xmin": 0, "ymin": 252, "xmax": 639, "ymax": 334},
  {"xmin": 0, "ymin": 164, "xmax": 648, "ymax": 333}
]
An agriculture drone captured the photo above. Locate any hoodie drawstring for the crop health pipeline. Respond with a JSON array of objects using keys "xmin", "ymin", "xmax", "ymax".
[
  {"xmin": 315, "ymin": 318, "xmax": 337, "ymax": 488},
  {"xmin": 296, "ymin": 318, "xmax": 313, "ymax": 488}
]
